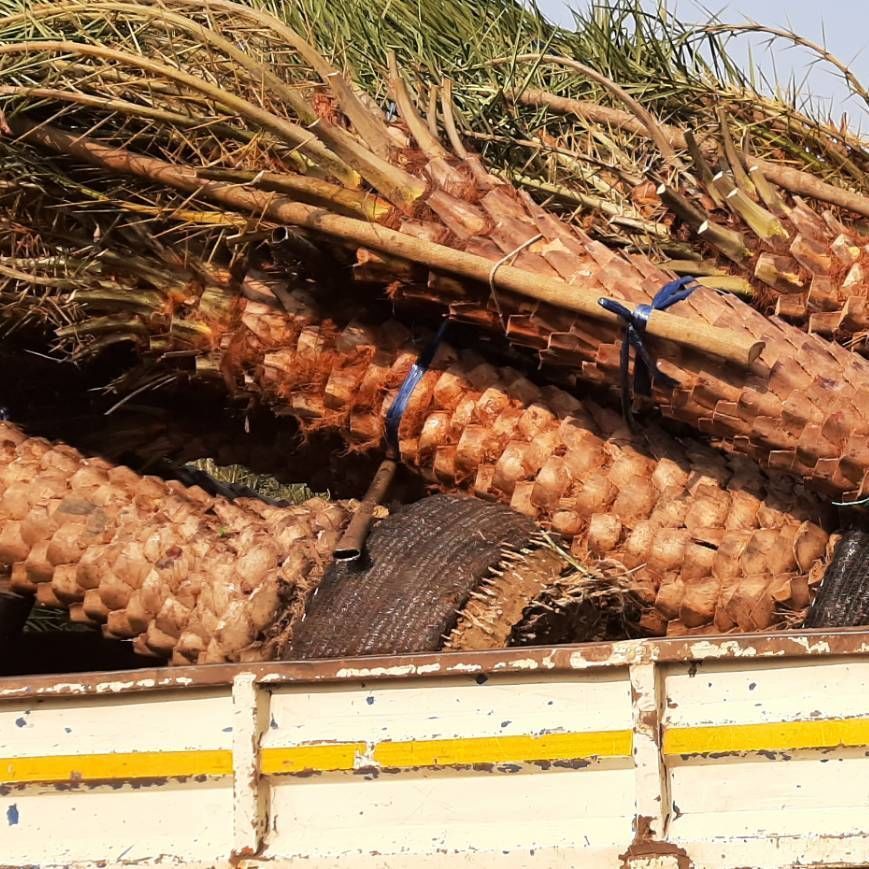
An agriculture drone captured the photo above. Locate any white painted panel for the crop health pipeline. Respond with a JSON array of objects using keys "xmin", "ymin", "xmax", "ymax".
[
  {"xmin": 679, "ymin": 834, "xmax": 869, "ymax": 869},
  {"xmin": 0, "ymin": 689, "xmax": 233, "ymax": 756},
  {"xmin": 663, "ymin": 657, "xmax": 869, "ymax": 727},
  {"xmin": 244, "ymin": 846, "xmax": 623, "ymax": 867},
  {"xmin": 267, "ymin": 766, "xmax": 634, "ymax": 859},
  {"xmin": 264, "ymin": 672, "xmax": 632, "ymax": 747},
  {"xmin": 0, "ymin": 781, "xmax": 233, "ymax": 864},
  {"xmin": 670, "ymin": 755, "xmax": 869, "ymax": 839}
]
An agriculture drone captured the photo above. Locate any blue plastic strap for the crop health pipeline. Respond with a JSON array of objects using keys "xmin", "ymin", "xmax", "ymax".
[
  {"xmin": 385, "ymin": 320, "xmax": 449, "ymax": 457},
  {"xmin": 598, "ymin": 276, "xmax": 698, "ymax": 426}
]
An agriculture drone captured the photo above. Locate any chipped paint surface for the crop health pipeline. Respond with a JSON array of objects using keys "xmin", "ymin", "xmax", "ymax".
[
  {"xmin": 492, "ymin": 658, "xmax": 540, "ymax": 671},
  {"xmin": 231, "ymin": 674, "xmax": 268, "ymax": 858},
  {"xmin": 333, "ymin": 664, "xmax": 429, "ymax": 679},
  {"xmin": 258, "ymin": 730, "xmax": 631, "ymax": 775},
  {"xmin": 3, "ymin": 632, "xmax": 869, "ymax": 866},
  {"xmin": 3, "ymin": 630, "xmax": 869, "ymax": 700},
  {"xmin": 686, "ymin": 636, "xmax": 837, "ymax": 660},
  {"xmin": 628, "ymin": 664, "xmax": 668, "ymax": 848}
]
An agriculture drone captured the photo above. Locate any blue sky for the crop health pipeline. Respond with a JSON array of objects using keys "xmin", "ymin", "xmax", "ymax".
[{"xmin": 533, "ymin": 0, "xmax": 868, "ymax": 128}]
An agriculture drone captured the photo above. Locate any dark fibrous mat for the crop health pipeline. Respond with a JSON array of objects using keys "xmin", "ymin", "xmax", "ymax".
[
  {"xmin": 289, "ymin": 494, "xmax": 538, "ymax": 659},
  {"xmin": 804, "ymin": 530, "xmax": 869, "ymax": 628}
]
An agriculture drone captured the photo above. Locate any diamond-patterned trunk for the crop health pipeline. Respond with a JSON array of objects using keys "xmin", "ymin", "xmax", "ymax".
[
  {"xmin": 0, "ymin": 422, "xmax": 351, "ymax": 664},
  {"xmin": 11, "ymin": 94, "xmax": 869, "ymax": 498},
  {"xmin": 372, "ymin": 186, "xmax": 869, "ymax": 501},
  {"xmin": 210, "ymin": 288, "xmax": 834, "ymax": 635}
]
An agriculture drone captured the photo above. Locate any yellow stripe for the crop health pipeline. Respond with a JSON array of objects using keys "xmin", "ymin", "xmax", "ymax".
[
  {"xmin": 0, "ymin": 749, "xmax": 232, "ymax": 785},
  {"xmin": 261, "ymin": 742, "xmax": 366, "ymax": 774},
  {"xmin": 261, "ymin": 730, "xmax": 632, "ymax": 776},
  {"xmin": 664, "ymin": 717, "xmax": 869, "ymax": 757},
  {"xmin": 372, "ymin": 730, "xmax": 632, "ymax": 768},
  {"xmin": 1, "ymin": 730, "xmax": 633, "ymax": 784},
  {"xmin": 8, "ymin": 717, "xmax": 864, "ymax": 783}
]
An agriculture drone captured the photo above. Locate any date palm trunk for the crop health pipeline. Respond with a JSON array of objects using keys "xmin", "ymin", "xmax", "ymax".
[{"xmin": 0, "ymin": 421, "xmax": 352, "ymax": 664}]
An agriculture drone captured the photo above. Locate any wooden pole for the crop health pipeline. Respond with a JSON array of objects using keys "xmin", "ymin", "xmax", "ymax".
[
  {"xmin": 14, "ymin": 120, "xmax": 764, "ymax": 368},
  {"xmin": 333, "ymin": 459, "xmax": 397, "ymax": 562}
]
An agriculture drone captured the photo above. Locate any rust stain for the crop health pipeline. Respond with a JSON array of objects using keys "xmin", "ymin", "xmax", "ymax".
[
  {"xmin": 230, "ymin": 842, "xmax": 265, "ymax": 865},
  {"xmin": 572, "ymin": 643, "xmax": 614, "ymax": 664},
  {"xmin": 286, "ymin": 768, "xmax": 324, "ymax": 779},
  {"xmin": 639, "ymin": 710, "xmax": 659, "ymax": 733},
  {"xmin": 552, "ymin": 758, "xmax": 591, "ymax": 770},
  {"xmin": 1, "ymin": 629, "xmax": 869, "ymax": 701},
  {"xmin": 620, "ymin": 815, "xmax": 692, "ymax": 869}
]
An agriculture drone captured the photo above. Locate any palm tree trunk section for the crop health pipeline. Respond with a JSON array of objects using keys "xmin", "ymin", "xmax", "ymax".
[
  {"xmin": 0, "ymin": 422, "xmax": 351, "ymax": 664},
  {"xmin": 211, "ymin": 288, "xmax": 834, "ymax": 635},
  {"xmin": 377, "ymin": 191, "xmax": 869, "ymax": 501},
  {"xmin": 0, "ymin": 0, "xmax": 863, "ymax": 649},
  {"xmin": 8, "ymin": 109, "xmax": 869, "ymax": 499},
  {"xmin": 509, "ymin": 91, "xmax": 869, "ymax": 334}
]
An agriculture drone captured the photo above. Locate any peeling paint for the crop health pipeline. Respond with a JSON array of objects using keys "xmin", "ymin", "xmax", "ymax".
[
  {"xmin": 415, "ymin": 663, "xmax": 442, "ymax": 675},
  {"xmin": 95, "ymin": 679, "xmax": 156, "ymax": 693},
  {"xmin": 3, "ymin": 633, "xmax": 869, "ymax": 866},
  {"xmin": 492, "ymin": 659, "xmax": 539, "ymax": 671},
  {"xmin": 334, "ymin": 664, "xmax": 420, "ymax": 679},
  {"xmin": 3, "ymin": 631, "xmax": 869, "ymax": 701}
]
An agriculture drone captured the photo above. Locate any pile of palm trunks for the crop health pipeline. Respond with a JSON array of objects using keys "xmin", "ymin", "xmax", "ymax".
[{"xmin": 1, "ymin": 0, "xmax": 868, "ymax": 666}]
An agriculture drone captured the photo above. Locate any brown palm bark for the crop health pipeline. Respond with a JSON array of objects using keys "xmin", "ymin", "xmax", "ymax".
[
  {"xmin": 0, "ymin": 0, "xmax": 858, "ymax": 644},
  {"xmin": 5, "ymin": 0, "xmax": 869, "ymax": 499},
  {"xmin": 507, "ymin": 88, "xmax": 869, "ymax": 338},
  {"xmin": 0, "ymin": 285, "xmax": 840, "ymax": 640},
  {"xmin": 190, "ymin": 284, "xmax": 834, "ymax": 635},
  {"xmin": 11, "ymin": 113, "xmax": 869, "ymax": 500},
  {"xmin": 0, "ymin": 421, "xmax": 352, "ymax": 663}
]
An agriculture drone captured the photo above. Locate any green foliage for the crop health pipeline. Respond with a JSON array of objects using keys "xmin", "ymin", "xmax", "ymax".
[
  {"xmin": 186, "ymin": 458, "xmax": 325, "ymax": 504},
  {"xmin": 0, "ymin": 0, "xmax": 865, "ymax": 357},
  {"xmin": 277, "ymin": 0, "xmax": 866, "ymax": 186},
  {"xmin": 24, "ymin": 606, "xmax": 89, "ymax": 632}
]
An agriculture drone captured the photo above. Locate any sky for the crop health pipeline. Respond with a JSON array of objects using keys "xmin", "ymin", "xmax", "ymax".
[{"xmin": 533, "ymin": 0, "xmax": 868, "ymax": 129}]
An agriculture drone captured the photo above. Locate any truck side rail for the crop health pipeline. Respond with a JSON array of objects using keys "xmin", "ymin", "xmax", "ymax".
[{"xmin": 2, "ymin": 630, "xmax": 869, "ymax": 868}]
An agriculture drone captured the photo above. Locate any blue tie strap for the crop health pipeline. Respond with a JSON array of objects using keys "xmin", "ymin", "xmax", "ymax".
[
  {"xmin": 385, "ymin": 319, "xmax": 450, "ymax": 458},
  {"xmin": 598, "ymin": 276, "xmax": 698, "ymax": 426}
]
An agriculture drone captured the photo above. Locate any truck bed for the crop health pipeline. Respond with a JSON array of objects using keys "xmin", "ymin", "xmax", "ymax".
[{"xmin": 2, "ymin": 630, "xmax": 869, "ymax": 868}]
